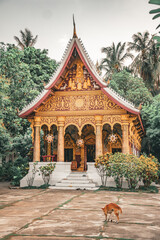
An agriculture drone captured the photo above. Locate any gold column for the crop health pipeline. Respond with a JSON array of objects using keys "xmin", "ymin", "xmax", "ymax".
[
  {"xmin": 47, "ymin": 142, "xmax": 51, "ymax": 161},
  {"xmin": 121, "ymin": 115, "xmax": 130, "ymax": 154},
  {"xmin": 57, "ymin": 116, "xmax": 65, "ymax": 162},
  {"xmin": 95, "ymin": 115, "xmax": 103, "ymax": 158},
  {"xmin": 47, "ymin": 143, "xmax": 51, "ymax": 155},
  {"xmin": 33, "ymin": 117, "xmax": 41, "ymax": 162}
]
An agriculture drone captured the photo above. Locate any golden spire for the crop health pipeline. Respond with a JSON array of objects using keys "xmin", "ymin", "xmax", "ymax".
[{"xmin": 73, "ymin": 14, "xmax": 77, "ymax": 38}]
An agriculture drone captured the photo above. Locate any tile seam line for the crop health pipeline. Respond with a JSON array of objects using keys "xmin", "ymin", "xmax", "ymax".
[{"xmin": 3, "ymin": 191, "xmax": 85, "ymax": 239}]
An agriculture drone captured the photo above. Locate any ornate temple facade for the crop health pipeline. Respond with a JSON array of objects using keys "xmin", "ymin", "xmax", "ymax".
[{"xmin": 19, "ymin": 24, "xmax": 144, "ymax": 186}]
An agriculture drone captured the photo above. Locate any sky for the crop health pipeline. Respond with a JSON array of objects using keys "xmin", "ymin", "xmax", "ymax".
[{"xmin": 0, "ymin": 0, "xmax": 159, "ymax": 64}]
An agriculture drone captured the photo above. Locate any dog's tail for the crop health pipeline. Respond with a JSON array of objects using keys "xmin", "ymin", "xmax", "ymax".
[{"xmin": 119, "ymin": 207, "xmax": 122, "ymax": 214}]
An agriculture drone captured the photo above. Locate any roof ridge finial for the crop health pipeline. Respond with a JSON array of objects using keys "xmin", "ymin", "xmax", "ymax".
[{"xmin": 73, "ymin": 14, "xmax": 77, "ymax": 38}]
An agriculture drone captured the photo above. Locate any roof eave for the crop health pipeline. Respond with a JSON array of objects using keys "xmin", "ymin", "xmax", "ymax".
[
  {"xmin": 101, "ymin": 88, "xmax": 140, "ymax": 115},
  {"xmin": 19, "ymin": 89, "xmax": 51, "ymax": 118}
]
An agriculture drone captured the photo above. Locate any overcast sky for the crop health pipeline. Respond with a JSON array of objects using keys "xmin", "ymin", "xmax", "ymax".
[{"xmin": 0, "ymin": 0, "xmax": 158, "ymax": 63}]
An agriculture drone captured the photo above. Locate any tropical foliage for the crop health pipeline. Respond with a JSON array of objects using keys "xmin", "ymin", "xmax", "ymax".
[
  {"xmin": 139, "ymin": 154, "xmax": 159, "ymax": 187},
  {"xmin": 109, "ymin": 70, "xmax": 153, "ymax": 106},
  {"xmin": 39, "ymin": 163, "xmax": 56, "ymax": 185},
  {"xmin": 100, "ymin": 42, "xmax": 133, "ymax": 80},
  {"xmin": 95, "ymin": 153, "xmax": 159, "ymax": 189},
  {"xmin": 14, "ymin": 28, "xmax": 38, "ymax": 49},
  {"xmin": 0, "ymin": 42, "xmax": 57, "ymax": 183},
  {"xmin": 128, "ymin": 31, "xmax": 160, "ymax": 95},
  {"xmin": 94, "ymin": 153, "xmax": 111, "ymax": 186},
  {"xmin": 141, "ymin": 94, "xmax": 160, "ymax": 159}
]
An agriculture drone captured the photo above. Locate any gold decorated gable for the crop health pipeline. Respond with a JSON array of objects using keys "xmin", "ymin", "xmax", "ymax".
[
  {"xmin": 57, "ymin": 54, "xmax": 100, "ymax": 91},
  {"xmin": 38, "ymin": 91, "xmax": 122, "ymax": 113},
  {"xmin": 36, "ymin": 52, "xmax": 124, "ymax": 115}
]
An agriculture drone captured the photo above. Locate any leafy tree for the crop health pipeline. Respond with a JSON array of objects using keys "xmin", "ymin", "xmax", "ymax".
[
  {"xmin": 109, "ymin": 70, "xmax": 153, "ymax": 106},
  {"xmin": 149, "ymin": 0, "xmax": 160, "ymax": 60},
  {"xmin": 0, "ymin": 43, "xmax": 57, "ymax": 162},
  {"xmin": 128, "ymin": 31, "xmax": 160, "ymax": 95},
  {"xmin": 14, "ymin": 28, "xmax": 38, "ymax": 49},
  {"xmin": 22, "ymin": 47, "xmax": 57, "ymax": 91},
  {"xmin": 141, "ymin": 94, "xmax": 160, "ymax": 160},
  {"xmin": 149, "ymin": 0, "xmax": 160, "ymax": 32},
  {"xmin": 100, "ymin": 42, "xmax": 133, "ymax": 80}
]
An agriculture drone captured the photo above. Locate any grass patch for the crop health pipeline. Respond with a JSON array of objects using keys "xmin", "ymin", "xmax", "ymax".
[
  {"xmin": 58, "ymin": 192, "xmax": 85, "ymax": 208},
  {"xmin": 130, "ymin": 203, "xmax": 157, "ymax": 207},
  {"xmin": 21, "ymin": 184, "xmax": 50, "ymax": 189},
  {"xmin": 0, "ymin": 233, "xmax": 15, "ymax": 240},
  {"xmin": 22, "ymin": 223, "xmax": 30, "ymax": 229},
  {"xmin": 138, "ymin": 185, "xmax": 159, "ymax": 193},
  {"xmin": 96, "ymin": 185, "xmax": 158, "ymax": 193},
  {"xmin": 0, "ymin": 200, "xmax": 21, "ymax": 210},
  {"xmin": 34, "ymin": 217, "xmax": 43, "ymax": 220},
  {"xmin": 10, "ymin": 234, "xmax": 135, "ymax": 240}
]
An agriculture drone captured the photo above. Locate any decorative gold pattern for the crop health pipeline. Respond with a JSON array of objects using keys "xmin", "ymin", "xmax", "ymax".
[
  {"xmin": 41, "ymin": 117, "xmax": 57, "ymax": 126},
  {"xmin": 72, "ymin": 96, "xmax": 88, "ymax": 111},
  {"xmin": 103, "ymin": 115, "xmax": 121, "ymax": 124},
  {"xmin": 64, "ymin": 116, "xmax": 95, "ymax": 132},
  {"xmin": 28, "ymin": 37, "xmax": 143, "ymax": 162},
  {"xmin": 65, "ymin": 116, "xmax": 80, "ymax": 128},
  {"xmin": 38, "ymin": 92, "xmax": 121, "ymax": 112},
  {"xmin": 58, "ymin": 56, "xmax": 100, "ymax": 91}
]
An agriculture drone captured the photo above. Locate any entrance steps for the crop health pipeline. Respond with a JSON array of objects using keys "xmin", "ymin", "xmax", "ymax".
[{"xmin": 49, "ymin": 171, "xmax": 98, "ymax": 190}]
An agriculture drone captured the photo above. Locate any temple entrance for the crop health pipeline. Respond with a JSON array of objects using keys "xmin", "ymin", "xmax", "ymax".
[
  {"xmin": 64, "ymin": 125, "xmax": 83, "ymax": 171},
  {"xmin": 65, "ymin": 148, "xmax": 73, "ymax": 162},
  {"xmin": 86, "ymin": 145, "xmax": 95, "ymax": 162},
  {"xmin": 41, "ymin": 124, "xmax": 58, "ymax": 162},
  {"xmin": 82, "ymin": 124, "xmax": 95, "ymax": 165}
]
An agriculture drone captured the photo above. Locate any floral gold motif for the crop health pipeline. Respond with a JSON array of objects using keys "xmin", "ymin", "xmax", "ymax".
[{"xmin": 38, "ymin": 93, "xmax": 121, "ymax": 112}]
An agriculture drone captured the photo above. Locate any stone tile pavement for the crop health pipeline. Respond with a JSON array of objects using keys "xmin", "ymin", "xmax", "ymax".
[{"xmin": 0, "ymin": 182, "xmax": 160, "ymax": 240}]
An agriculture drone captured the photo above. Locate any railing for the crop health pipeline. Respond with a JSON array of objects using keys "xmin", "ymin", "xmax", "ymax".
[{"xmin": 42, "ymin": 155, "xmax": 56, "ymax": 162}]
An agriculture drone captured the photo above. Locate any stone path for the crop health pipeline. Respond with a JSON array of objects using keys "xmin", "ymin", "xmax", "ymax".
[{"xmin": 0, "ymin": 182, "xmax": 160, "ymax": 240}]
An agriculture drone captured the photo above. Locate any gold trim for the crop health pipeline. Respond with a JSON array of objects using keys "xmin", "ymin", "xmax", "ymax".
[{"xmin": 36, "ymin": 109, "xmax": 126, "ymax": 117}]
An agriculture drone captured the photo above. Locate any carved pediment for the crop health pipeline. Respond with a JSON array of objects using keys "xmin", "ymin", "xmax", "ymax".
[
  {"xmin": 38, "ymin": 92, "xmax": 122, "ymax": 112},
  {"xmin": 57, "ymin": 55, "xmax": 100, "ymax": 91}
]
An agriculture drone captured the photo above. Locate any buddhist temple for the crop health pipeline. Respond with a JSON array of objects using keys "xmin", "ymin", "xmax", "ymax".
[{"xmin": 19, "ymin": 19, "xmax": 144, "ymax": 188}]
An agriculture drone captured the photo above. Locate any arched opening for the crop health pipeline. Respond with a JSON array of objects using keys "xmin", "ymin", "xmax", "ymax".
[
  {"xmin": 82, "ymin": 124, "xmax": 95, "ymax": 163},
  {"xmin": 102, "ymin": 123, "xmax": 122, "ymax": 154},
  {"xmin": 41, "ymin": 124, "xmax": 57, "ymax": 161},
  {"xmin": 41, "ymin": 124, "xmax": 48, "ymax": 161},
  {"xmin": 112, "ymin": 123, "xmax": 122, "ymax": 154},
  {"xmin": 64, "ymin": 125, "xmax": 79, "ymax": 163},
  {"xmin": 102, "ymin": 124, "xmax": 112, "ymax": 154},
  {"xmin": 50, "ymin": 124, "xmax": 58, "ymax": 161}
]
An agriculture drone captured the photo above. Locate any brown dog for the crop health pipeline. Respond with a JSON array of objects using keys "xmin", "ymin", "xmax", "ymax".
[{"xmin": 102, "ymin": 203, "xmax": 122, "ymax": 223}]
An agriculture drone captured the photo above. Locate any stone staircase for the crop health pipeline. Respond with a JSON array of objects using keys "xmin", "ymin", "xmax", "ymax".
[{"xmin": 49, "ymin": 171, "xmax": 98, "ymax": 190}]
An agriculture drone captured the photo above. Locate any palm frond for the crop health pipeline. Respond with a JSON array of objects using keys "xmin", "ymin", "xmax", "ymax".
[{"xmin": 14, "ymin": 36, "xmax": 25, "ymax": 49}]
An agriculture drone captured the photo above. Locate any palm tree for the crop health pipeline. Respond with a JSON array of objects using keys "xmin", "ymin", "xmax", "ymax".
[
  {"xmin": 128, "ymin": 31, "xmax": 160, "ymax": 95},
  {"xmin": 100, "ymin": 42, "xmax": 133, "ymax": 80},
  {"xmin": 149, "ymin": 38, "xmax": 160, "ymax": 94},
  {"xmin": 14, "ymin": 28, "xmax": 38, "ymax": 49}
]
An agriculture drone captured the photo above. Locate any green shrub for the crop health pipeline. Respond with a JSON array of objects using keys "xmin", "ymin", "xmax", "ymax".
[
  {"xmin": 123, "ymin": 154, "xmax": 143, "ymax": 189},
  {"xmin": 39, "ymin": 163, "xmax": 56, "ymax": 185},
  {"xmin": 95, "ymin": 152, "xmax": 159, "ymax": 189},
  {"xmin": 109, "ymin": 152, "xmax": 127, "ymax": 189},
  {"xmin": 0, "ymin": 161, "xmax": 14, "ymax": 181},
  {"xmin": 139, "ymin": 154, "xmax": 159, "ymax": 187},
  {"xmin": 95, "ymin": 153, "xmax": 112, "ymax": 186},
  {"xmin": 0, "ymin": 156, "xmax": 29, "ymax": 186},
  {"xmin": 11, "ymin": 166, "xmax": 24, "ymax": 186}
]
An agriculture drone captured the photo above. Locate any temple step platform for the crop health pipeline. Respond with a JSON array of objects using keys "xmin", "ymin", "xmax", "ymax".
[{"xmin": 49, "ymin": 171, "xmax": 98, "ymax": 190}]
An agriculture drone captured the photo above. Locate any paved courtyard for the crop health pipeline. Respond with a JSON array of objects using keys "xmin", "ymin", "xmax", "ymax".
[{"xmin": 0, "ymin": 182, "xmax": 160, "ymax": 240}]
